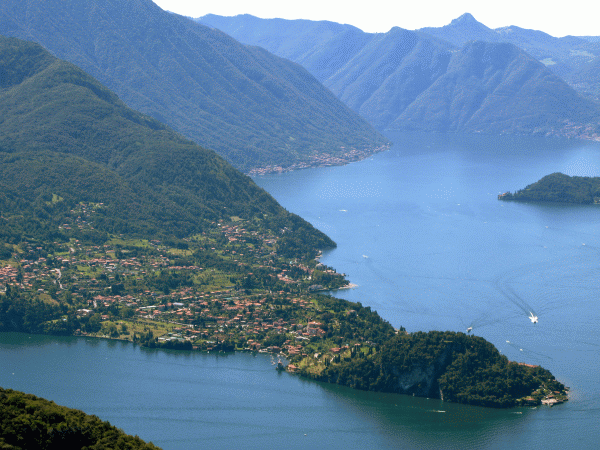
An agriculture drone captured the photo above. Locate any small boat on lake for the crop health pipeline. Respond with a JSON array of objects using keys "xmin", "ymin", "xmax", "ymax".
[{"xmin": 528, "ymin": 313, "xmax": 538, "ymax": 323}]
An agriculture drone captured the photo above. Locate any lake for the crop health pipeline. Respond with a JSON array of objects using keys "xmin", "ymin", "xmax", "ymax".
[{"xmin": 2, "ymin": 131, "xmax": 599, "ymax": 449}]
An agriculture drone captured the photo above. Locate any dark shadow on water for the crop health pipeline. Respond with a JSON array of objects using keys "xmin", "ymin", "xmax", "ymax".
[{"xmin": 310, "ymin": 377, "xmax": 536, "ymax": 448}]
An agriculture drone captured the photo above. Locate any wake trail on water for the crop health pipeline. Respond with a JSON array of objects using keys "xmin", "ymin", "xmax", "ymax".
[
  {"xmin": 464, "ymin": 307, "xmax": 523, "ymax": 332},
  {"xmin": 489, "ymin": 247, "xmax": 600, "ymax": 324},
  {"xmin": 361, "ymin": 254, "xmax": 542, "ymax": 329},
  {"xmin": 357, "ymin": 248, "xmax": 597, "ymax": 331},
  {"xmin": 504, "ymin": 285, "xmax": 537, "ymax": 319},
  {"xmin": 504, "ymin": 340, "xmax": 553, "ymax": 361}
]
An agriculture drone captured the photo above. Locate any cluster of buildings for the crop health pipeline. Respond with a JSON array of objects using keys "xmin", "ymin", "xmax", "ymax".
[
  {"xmin": 1, "ymin": 217, "xmax": 358, "ymax": 361},
  {"xmin": 248, "ymin": 144, "xmax": 390, "ymax": 176}
]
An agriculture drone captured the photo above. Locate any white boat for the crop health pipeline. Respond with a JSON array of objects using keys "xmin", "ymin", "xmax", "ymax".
[{"xmin": 529, "ymin": 313, "xmax": 538, "ymax": 323}]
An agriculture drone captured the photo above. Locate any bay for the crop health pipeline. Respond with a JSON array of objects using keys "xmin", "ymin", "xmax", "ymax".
[{"xmin": 2, "ymin": 131, "xmax": 600, "ymax": 448}]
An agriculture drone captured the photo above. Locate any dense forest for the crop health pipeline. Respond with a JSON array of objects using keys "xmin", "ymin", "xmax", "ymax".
[
  {"xmin": 0, "ymin": 387, "xmax": 161, "ymax": 449},
  {"xmin": 299, "ymin": 331, "xmax": 567, "ymax": 408},
  {"xmin": 498, "ymin": 172, "xmax": 600, "ymax": 204}
]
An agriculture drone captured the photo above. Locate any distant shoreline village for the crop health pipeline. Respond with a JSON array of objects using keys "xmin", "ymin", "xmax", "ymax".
[{"xmin": 248, "ymin": 144, "xmax": 390, "ymax": 176}]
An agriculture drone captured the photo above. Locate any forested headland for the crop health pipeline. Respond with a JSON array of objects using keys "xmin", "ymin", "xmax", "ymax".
[
  {"xmin": 292, "ymin": 331, "xmax": 567, "ymax": 408},
  {"xmin": 499, "ymin": 172, "xmax": 600, "ymax": 204}
]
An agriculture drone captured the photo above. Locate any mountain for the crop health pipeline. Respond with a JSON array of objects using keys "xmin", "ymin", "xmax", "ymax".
[
  {"xmin": 0, "ymin": 0, "xmax": 386, "ymax": 173},
  {"xmin": 0, "ymin": 35, "xmax": 334, "ymax": 254},
  {"xmin": 566, "ymin": 44, "xmax": 600, "ymax": 101},
  {"xmin": 200, "ymin": 15, "xmax": 600, "ymax": 138},
  {"xmin": 388, "ymin": 41, "xmax": 600, "ymax": 137},
  {"xmin": 198, "ymin": 14, "xmax": 372, "ymax": 84},
  {"xmin": 419, "ymin": 13, "xmax": 600, "ymax": 101},
  {"xmin": 198, "ymin": 14, "xmax": 457, "ymax": 130},
  {"xmin": 324, "ymin": 27, "xmax": 455, "ymax": 130},
  {"xmin": 419, "ymin": 13, "xmax": 499, "ymax": 46}
]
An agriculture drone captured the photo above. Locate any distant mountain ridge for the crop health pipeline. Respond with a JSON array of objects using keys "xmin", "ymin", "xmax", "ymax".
[
  {"xmin": 418, "ymin": 13, "xmax": 600, "ymax": 101},
  {"xmin": 197, "ymin": 14, "xmax": 370, "ymax": 84},
  {"xmin": 0, "ymin": 0, "xmax": 386, "ymax": 172},
  {"xmin": 200, "ymin": 14, "xmax": 600, "ymax": 139},
  {"xmin": 389, "ymin": 40, "xmax": 600, "ymax": 137}
]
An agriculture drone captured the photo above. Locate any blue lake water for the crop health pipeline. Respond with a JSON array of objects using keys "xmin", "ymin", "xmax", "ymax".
[{"xmin": 2, "ymin": 131, "xmax": 600, "ymax": 448}]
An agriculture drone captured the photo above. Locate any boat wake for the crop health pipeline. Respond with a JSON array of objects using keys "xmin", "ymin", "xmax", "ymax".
[{"xmin": 495, "ymin": 282, "xmax": 539, "ymax": 324}]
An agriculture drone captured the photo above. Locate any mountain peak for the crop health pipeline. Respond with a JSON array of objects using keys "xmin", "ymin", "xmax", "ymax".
[{"xmin": 450, "ymin": 13, "xmax": 478, "ymax": 25}]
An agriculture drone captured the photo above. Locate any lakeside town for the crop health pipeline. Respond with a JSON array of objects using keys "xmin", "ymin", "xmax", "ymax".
[
  {"xmin": 247, "ymin": 144, "xmax": 390, "ymax": 176},
  {"xmin": 0, "ymin": 205, "xmax": 391, "ymax": 365}
]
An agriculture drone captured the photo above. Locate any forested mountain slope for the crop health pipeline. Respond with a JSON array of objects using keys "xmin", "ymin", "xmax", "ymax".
[
  {"xmin": 0, "ymin": 0, "xmax": 386, "ymax": 172},
  {"xmin": 388, "ymin": 41, "xmax": 600, "ymax": 137},
  {"xmin": 0, "ymin": 36, "xmax": 334, "ymax": 255},
  {"xmin": 419, "ymin": 13, "xmax": 600, "ymax": 101}
]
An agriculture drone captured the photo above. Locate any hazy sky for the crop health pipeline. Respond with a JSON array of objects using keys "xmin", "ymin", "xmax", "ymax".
[{"xmin": 153, "ymin": 0, "xmax": 598, "ymax": 37}]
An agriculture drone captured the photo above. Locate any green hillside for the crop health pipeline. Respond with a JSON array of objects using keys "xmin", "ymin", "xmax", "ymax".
[
  {"xmin": 0, "ymin": 36, "xmax": 334, "ymax": 255},
  {"xmin": 0, "ymin": 0, "xmax": 387, "ymax": 172},
  {"xmin": 0, "ymin": 387, "xmax": 161, "ymax": 449}
]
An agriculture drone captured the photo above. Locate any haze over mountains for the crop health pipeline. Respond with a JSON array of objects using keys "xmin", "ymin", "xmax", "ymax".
[
  {"xmin": 0, "ymin": 0, "xmax": 386, "ymax": 173},
  {"xmin": 199, "ymin": 13, "xmax": 600, "ymax": 140}
]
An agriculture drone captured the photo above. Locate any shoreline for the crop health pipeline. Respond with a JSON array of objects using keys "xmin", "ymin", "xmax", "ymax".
[
  {"xmin": 248, "ymin": 144, "xmax": 390, "ymax": 176},
  {"xmin": 1, "ymin": 326, "xmax": 568, "ymax": 410}
]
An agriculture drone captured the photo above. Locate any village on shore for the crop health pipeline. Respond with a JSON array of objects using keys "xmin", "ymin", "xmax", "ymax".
[
  {"xmin": 248, "ymin": 144, "xmax": 389, "ymax": 176},
  {"xmin": 0, "ymin": 205, "xmax": 389, "ymax": 365}
]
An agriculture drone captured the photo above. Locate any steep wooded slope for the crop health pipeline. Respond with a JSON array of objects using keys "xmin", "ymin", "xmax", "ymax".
[
  {"xmin": 0, "ymin": 0, "xmax": 386, "ymax": 172},
  {"xmin": 389, "ymin": 41, "xmax": 600, "ymax": 137},
  {"xmin": 0, "ymin": 36, "xmax": 334, "ymax": 253}
]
